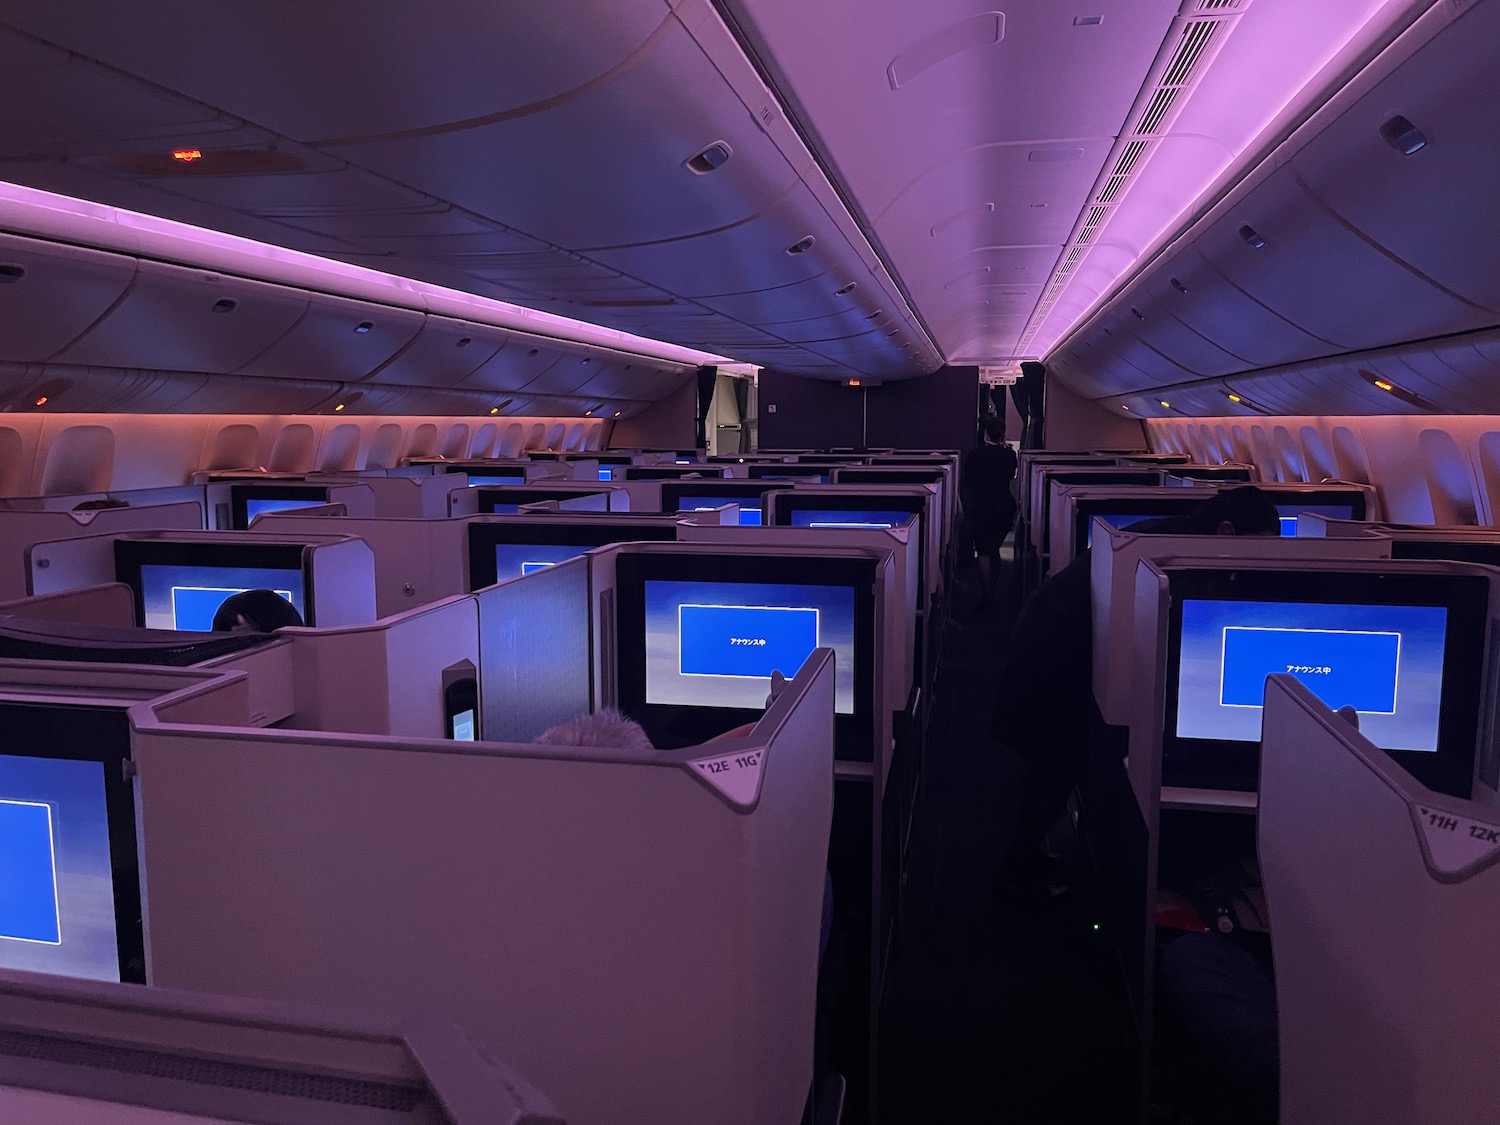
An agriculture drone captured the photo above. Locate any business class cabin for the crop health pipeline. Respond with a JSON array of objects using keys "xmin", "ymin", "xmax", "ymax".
[{"xmin": 0, "ymin": 1, "xmax": 1496, "ymax": 1123}]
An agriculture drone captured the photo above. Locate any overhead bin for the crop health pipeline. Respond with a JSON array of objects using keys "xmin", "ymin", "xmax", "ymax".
[
  {"xmin": 53, "ymin": 259, "xmax": 308, "ymax": 372},
  {"xmin": 364, "ymin": 313, "xmax": 504, "ymax": 388},
  {"xmin": 0, "ymin": 233, "xmax": 138, "ymax": 363},
  {"xmin": 167, "ymin": 374, "xmax": 343, "ymax": 415},
  {"xmin": 461, "ymin": 338, "xmax": 567, "ymax": 392},
  {"xmin": 1290, "ymin": 0, "xmax": 1500, "ymax": 315},
  {"xmin": 235, "ymin": 289, "xmax": 424, "ymax": 382},
  {"xmin": 1195, "ymin": 164, "xmax": 1490, "ymax": 352},
  {"xmin": 1120, "ymin": 288, "xmax": 1250, "ymax": 377}
]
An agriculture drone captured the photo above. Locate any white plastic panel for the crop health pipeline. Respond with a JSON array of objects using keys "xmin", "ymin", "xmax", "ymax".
[
  {"xmin": 235, "ymin": 289, "xmax": 424, "ymax": 381},
  {"xmin": 54, "ymin": 259, "xmax": 309, "ymax": 372},
  {"xmin": 0, "ymin": 233, "xmax": 138, "ymax": 362}
]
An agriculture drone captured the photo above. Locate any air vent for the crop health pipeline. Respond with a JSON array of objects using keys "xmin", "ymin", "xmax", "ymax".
[
  {"xmin": 1170, "ymin": 277, "xmax": 1189, "ymax": 294},
  {"xmin": 1197, "ymin": 0, "xmax": 1243, "ymax": 9},
  {"xmin": 354, "ymin": 321, "xmax": 374, "ymax": 334},
  {"xmin": 835, "ymin": 282, "xmax": 858, "ymax": 296},
  {"xmin": 211, "ymin": 299, "xmax": 237, "ymax": 313},
  {"xmin": 1161, "ymin": 19, "xmax": 1221, "ymax": 88},
  {"xmin": 1076, "ymin": 205, "xmax": 1109, "ymax": 245},
  {"xmin": 456, "ymin": 336, "xmax": 472, "ymax": 348},
  {"xmin": 1239, "ymin": 224, "xmax": 1266, "ymax": 248},
  {"xmin": 1135, "ymin": 86, "xmax": 1181, "ymax": 135},
  {"xmin": 685, "ymin": 142, "xmax": 733, "ymax": 174},
  {"xmin": 786, "ymin": 236, "xmax": 816, "ymax": 255},
  {"xmin": 0, "ymin": 264, "xmax": 24, "ymax": 283}
]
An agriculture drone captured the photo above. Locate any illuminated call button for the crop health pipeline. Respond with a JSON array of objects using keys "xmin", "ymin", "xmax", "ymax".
[
  {"xmin": 1220, "ymin": 626, "xmax": 1401, "ymax": 713},
  {"xmin": 679, "ymin": 604, "xmax": 818, "ymax": 679},
  {"xmin": 0, "ymin": 800, "xmax": 61, "ymax": 945}
]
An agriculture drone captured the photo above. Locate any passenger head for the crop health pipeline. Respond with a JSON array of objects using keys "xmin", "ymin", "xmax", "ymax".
[
  {"xmin": 210, "ymin": 589, "xmax": 304, "ymax": 633},
  {"xmin": 532, "ymin": 708, "xmax": 656, "ymax": 752},
  {"xmin": 1181, "ymin": 485, "xmax": 1281, "ymax": 537},
  {"xmin": 981, "ymin": 417, "xmax": 1006, "ymax": 445},
  {"xmin": 72, "ymin": 496, "xmax": 129, "ymax": 511}
]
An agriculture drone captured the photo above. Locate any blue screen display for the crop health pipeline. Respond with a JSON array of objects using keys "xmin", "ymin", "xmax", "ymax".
[
  {"xmin": 492, "ymin": 544, "xmax": 589, "ymax": 583},
  {"xmin": 1176, "ymin": 599, "xmax": 1446, "ymax": 750},
  {"xmin": 598, "ymin": 469, "xmax": 613, "ymax": 481},
  {"xmin": 0, "ymin": 756, "xmax": 119, "ymax": 981},
  {"xmin": 466, "ymin": 472, "xmax": 526, "ymax": 486},
  {"xmin": 789, "ymin": 509, "xmax": 911, "ymax": 530},
  {"xmin": 645, "ymin": 579, "xmax": 855, "ymax": 713},
  {"xmin": 1275, "ymin": 502, "xmax": 1357, "ymax": 537},
  {"xmin": 245, "ymin": 498, "xmax": 327, "ymax": 522},
  {"xmin": 138, "ymin": 563, "xmax": 305, "ymax": 631},
  {"xmin": 679, "ymin": 499, "xmax": 763, "ymax": 526}
]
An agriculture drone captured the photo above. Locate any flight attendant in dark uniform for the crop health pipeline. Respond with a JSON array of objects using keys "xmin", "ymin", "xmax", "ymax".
[{"xmin": 960, "ymin": 417, "xmax": 1018, "ymax": 606}]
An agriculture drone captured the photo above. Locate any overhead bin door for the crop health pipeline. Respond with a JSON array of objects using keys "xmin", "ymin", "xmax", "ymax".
[
  {"xmin": 53, "ymin": 259, "xmax": 308, "ymax": 372},
  {"xmin": 1292, "ymin": 0, "xmax": 1500, "ymax": 315},
  {"xmin": 1196, "ymin": 164, "xmax": 1491, "ymax": 352},
  {"xmin": 0, "ymin": 234, "xmax": 137, "ymax": 363}
]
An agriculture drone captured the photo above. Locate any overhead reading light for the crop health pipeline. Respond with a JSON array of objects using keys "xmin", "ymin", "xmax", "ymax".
[
  {"xmin": 1073, "ymin": 16, "xmax": 1103, "ymax": 26},
  {"xmin": 1238, "ymin": 225, "xmax": 1266, "ymax": 249},
  {"xmin": 1130, "ymin": 307, "xmax": 1145, "ymax": 320},
  {"xmin": 211, "ymin": 298, "xmax": 237, "ymax": 313},
  {"xmin": 786, "ymin": 236, "xmax": 816, "ymax": 255},
  {"xmin": 835, "ymin": 282, "xmax": 858, "ymax": 296},
  {"xmin": 334, "ymin": 403, "xmax": 346, "ymax": 411},
  {"xmin": 0, "ymin": 264, "xmax": 24, "ymax": 283},
  {"xmin": 1227, "ymin": 393, "xmax": 1242, "ymax": 402},
  {"xmin": 171, "ymin": 148, "xmax": 203, "ymax": 163},
  {"xmin": 527, "ymin": 348, "xmax": 540, "ymax": 357},
  {"xmin": 1159, "ymin": 400, "xmax": 1172, "ymax": 409},
  {"xmin": 614, "ymin": 410, "xmax": 623, "ymax": 417},
  {"xmin": 456, "ymin": 336, "xmax": 472, "ymax": 348},
  {"xmin": 489, "ymin": 407, "xmax": 500, "ymax": 414},
  {"xmin": 1169, "ymin": 277, "xmax": 1188, "ymax": 294},
  {"xmin": 354, "ymin": 321, "xmax": 373, "ymax": 334},
  {"xmin": 1121, "ymin": 405, "xmax": 1131, "ymax": 411},
  {"xmin": 1379, "ymin": 115, "xmax": 1428, "ymax": 156},
  {"xmin": 1357, "ymin": 367, "xmax": 1437, "ymax": 410}
]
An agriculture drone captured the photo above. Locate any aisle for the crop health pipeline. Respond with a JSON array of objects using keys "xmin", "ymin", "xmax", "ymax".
[{"xmin": 877, "ymin": 552, "xmax": 1136, "ymax": 1123}]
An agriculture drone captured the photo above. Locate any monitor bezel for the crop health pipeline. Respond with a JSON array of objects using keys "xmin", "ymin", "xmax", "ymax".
[
  {"xmin": 473, "ymin": 487, "xmax": 611, "ymax": 514},
  {"xmin": 0, "ymin": 702, "xmax": 145, "ymax": 984},
  {"xmin": 229, "ymin": 484, "xmax": 330, "ymax": 530},
  {"xmin": 1389, "ymin": 537, "xmax": 1500, "ymax": 566},
  {"xmin": 659, "ymin": 480, "xmax": 793, "ymax": 521},
  {"xmin": 746, "ymin": 465, "xmax": 830, "ymax": 483},
  {"xmin": 465, "ymin": 519, "xmax": 677, "ymax": 591},
  {"xmin": 769, "ymin": 490, "xmax": 929, "ymax": 590},
  {"xmin": 613, "ymin": 551, "xmax": 878, "ymax": 760},
  {"xmin": 1163, "ymin": 567, "xmax": 1488, "ymax": 797},
  {"xmin": 114, "ymin": 539, "xmax": 314, "ymax": 629}
]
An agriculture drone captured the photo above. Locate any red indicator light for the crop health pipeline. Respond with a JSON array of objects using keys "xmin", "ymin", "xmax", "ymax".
[
  {"xmin": 171, "ymin": 148, "xmax": 203, "ymax": 163},
  {"xmin": 34, "ymin": 396, "xmax": 47, "ymax": 406}
]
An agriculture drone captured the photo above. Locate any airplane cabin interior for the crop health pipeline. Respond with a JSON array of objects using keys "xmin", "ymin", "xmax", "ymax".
[{"xmin": 0, "ymin": 1, "xmax": 1496, "ymax": 1123}]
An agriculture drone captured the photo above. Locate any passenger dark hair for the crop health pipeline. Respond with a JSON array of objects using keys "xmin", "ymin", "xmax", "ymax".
[
  {"xmin": 980, "ymin": 417, "xmax": 1006, "ymax": 445},
  {"xmin": 210, "ymin": 589, "xmax": 304, "ymax": 633},
  {"xmin": 73, "ymin": 496, "xmax": 129, "ymax": 511},
  {"xmin": 1180, "ymin": 485, "xmax": 1280, "ymax": 537}
]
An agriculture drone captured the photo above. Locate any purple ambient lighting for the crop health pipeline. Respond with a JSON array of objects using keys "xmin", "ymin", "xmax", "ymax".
[{"xmin": 0, "ymin": 180, "xmax": 734, "ymax": 371}]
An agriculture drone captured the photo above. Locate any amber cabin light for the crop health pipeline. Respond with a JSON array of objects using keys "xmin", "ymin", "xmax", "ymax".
[{"xmin": 171, "ymin": 148, "xmax": 203, "ymax": 163}]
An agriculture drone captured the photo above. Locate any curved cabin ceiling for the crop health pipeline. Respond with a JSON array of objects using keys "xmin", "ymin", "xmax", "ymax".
[
  {"xmin": 0, "ymin": 0, "xmax": 1489, "ymax": 419},
  {"xmin": 0, "ymin": 0, "xmax": 942, "ymax": 383}
]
